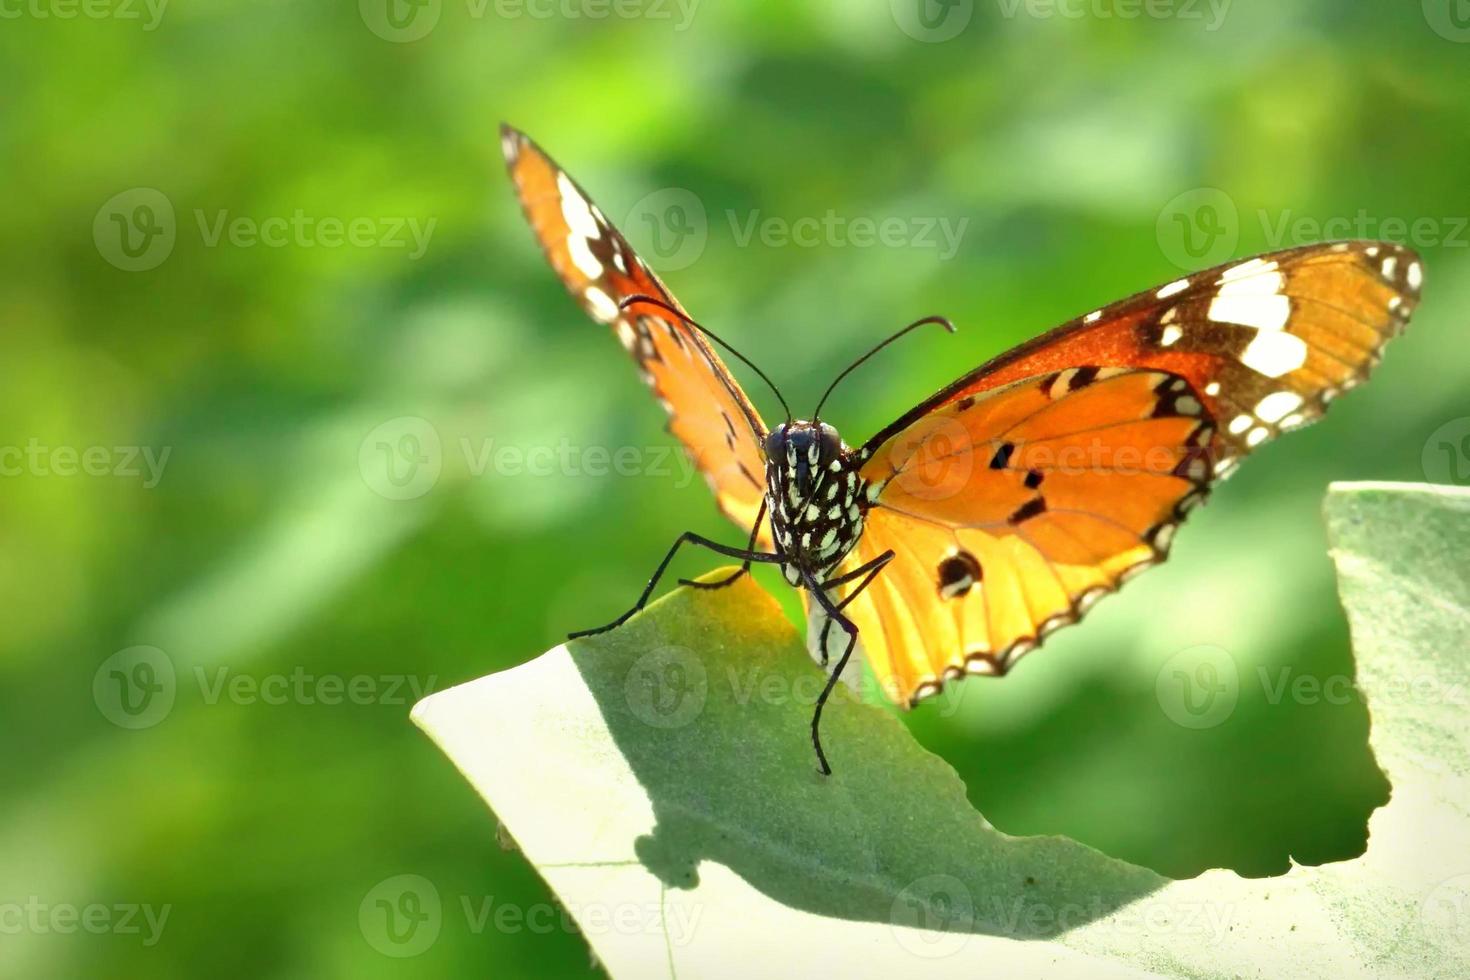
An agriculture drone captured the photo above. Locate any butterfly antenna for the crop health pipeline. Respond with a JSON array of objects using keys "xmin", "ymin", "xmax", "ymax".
[
  {"xmin": 812, "ymin": 315, "xmax": 956, "ymax": 420},
  {"xmin": 619, "ymin": 295, "xmax": 792, "ymax": 421}
]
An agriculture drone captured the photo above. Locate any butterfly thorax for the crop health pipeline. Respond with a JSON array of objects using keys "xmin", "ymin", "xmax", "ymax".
[{"xmin": 763, "ymin": 421, "xmax": 866, "ymax": 587}]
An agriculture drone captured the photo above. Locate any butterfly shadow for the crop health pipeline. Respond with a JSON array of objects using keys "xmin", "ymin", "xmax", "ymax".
[{"xmin": 567, "ymin": 572, "xmax": 1169, "ymax": 941}]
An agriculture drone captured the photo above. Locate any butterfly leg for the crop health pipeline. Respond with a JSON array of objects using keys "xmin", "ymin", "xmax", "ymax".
[
  {"xmin": 815, "ymin": 550, "xmax": 895, "ymax": 666},
  {"xmin": 568, "ymin": 532, "xmax": 783, "ymax": 640},
  {"xmin": 802, "ymin": 556, "xmax": 892, "ymax": 776},
  {"xmin": 680, "ymin": 497, "xmax": 768, "ymax": 592}
]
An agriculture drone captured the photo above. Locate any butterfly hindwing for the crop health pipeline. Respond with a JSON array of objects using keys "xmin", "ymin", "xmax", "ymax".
[
  {"xmin": 809, "ymin": 367, "xmax": 1213, "ymax": 705},
  {"xmin": 501, "ymin": 125, "xmax": 770, "ymax": 539}
]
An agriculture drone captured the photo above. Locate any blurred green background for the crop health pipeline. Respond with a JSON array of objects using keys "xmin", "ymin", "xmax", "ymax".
[{"xmin": 5, "ymin": 1, "xmax": 1470, "ymax": 976}]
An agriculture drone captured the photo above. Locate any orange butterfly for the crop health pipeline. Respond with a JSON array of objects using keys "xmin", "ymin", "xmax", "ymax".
[{"xmin": 502, "ymin": 124, "xmax": 1422, "ymax": 774}]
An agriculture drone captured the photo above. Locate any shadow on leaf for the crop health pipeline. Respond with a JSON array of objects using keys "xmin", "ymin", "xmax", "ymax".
[{"xmin": 568, "ymin": 569, "xmax": 1167, "ymax": 939}]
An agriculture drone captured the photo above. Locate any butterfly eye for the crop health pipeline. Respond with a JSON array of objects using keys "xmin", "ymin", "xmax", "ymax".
[
  {"xmin": 764, "ymin": 428, "xmax": 787, "ymax": 459},
  {"xmin": 818, "ymin": 424, "xmax": 842, "ymax": 463}
]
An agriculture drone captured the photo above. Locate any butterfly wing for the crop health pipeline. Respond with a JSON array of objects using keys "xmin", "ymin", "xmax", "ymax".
[
  {"xmin": 821, "ymin": 241, "xmax": 1421, "ymax": 706},
  {"xmin": 501, "ymin": 125, "xmax": 770, "ymax": 540}
]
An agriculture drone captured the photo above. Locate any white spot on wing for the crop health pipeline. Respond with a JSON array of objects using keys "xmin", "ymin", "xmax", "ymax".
[
  {"xmin": 1254, "ymin": 390, "xmax": 1305, "ymax": 424},
  {"xmin": 557, "ymin": 172, "xmax": 600, "ymax": 239},
  {"xmin": 1083, "ymin": 310, "xmax": 1102, "ymax": 323},
  {"xmin": 1219, "ymin": 257, "xmax": 1278, "ymax": 283},
  {"xmin": 1239, "ymin": 330, "xmax": 1307, "ymax": 377},
  {"xmin": 1160, "ymin": 324, "xmax": 1183, "ymax": 347},
  {"xmin": 567, "ymin": 233, "xmax": 603, "ymax": 278},
  {"xmin": 1157, "ymin": 278, "xmax": 1190, "ymax": 299},
  {"xmin": 1207, "ymin": 264, "xmax": 1290, "ymax": 331},
  {"xmin": 585, "ymin": 287, "xmax": 618, "ymax": 323},
  {"xmin": 1407, "ymin": 261, "xmax": 1423, "ymax": 290}
]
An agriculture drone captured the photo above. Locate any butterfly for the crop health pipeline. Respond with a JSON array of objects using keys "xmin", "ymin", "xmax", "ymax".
[{"xmin": 501, "ymin": 124, "xmax": 1422, "ymax": 774}]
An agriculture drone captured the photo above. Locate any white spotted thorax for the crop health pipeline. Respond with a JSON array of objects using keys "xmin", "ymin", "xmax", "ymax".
[{"xmin": 764, "ymin": 421, "xmax": 866, "ymax": 587}]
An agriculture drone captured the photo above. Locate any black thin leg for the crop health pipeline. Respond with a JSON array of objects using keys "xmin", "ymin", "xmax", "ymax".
[
  {"xmin": 568, "ymin": 532, "xmax": 782, "ymax": 640},
  {"xmin": 801, "ymin": 560, "xmax": 890, "ymax": 777},
  {"xmin": 815, "ymin": 550, "xmax": 894, "ymax": 666},
  {"xmin": 681, "ymin": 497, "xmax": 768, "ymax": 591}
]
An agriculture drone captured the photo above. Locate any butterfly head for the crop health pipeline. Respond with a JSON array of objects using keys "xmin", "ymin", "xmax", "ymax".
[{"xmin": 765, "ymin": 420, "xmax": 843, "ymax": 500}]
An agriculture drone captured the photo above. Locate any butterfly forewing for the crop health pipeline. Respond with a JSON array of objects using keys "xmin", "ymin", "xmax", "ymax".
[
  {"xmin": 863, "ymin": 241, "xmax": 1420, "ymax": 479},
  {"xmin": 501, "ymin": 125, "xmax": 771, "ymax": 539}
]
